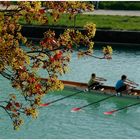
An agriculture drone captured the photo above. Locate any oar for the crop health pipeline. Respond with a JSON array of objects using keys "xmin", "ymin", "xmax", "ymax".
[
  {"xmin": 71, "ymin": 94, "xmax": 116, "ymax": 112},
  {"xmin": 40, "ymin": 90, "xmax": 84, "ymax": 107},
  {"xmin": 96, "ymin": 77, "xmax": 107, "ymax": 81},
  {"xmin": 126, "ymin": 79, "xmax": 139, "ymax": 86},
  {"xmin": 104, "ymin": 102, "xmax": 140, "ymax": 115}
]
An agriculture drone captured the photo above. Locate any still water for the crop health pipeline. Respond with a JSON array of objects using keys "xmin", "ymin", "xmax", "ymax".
[{"xmin": 0, "ymin": 44, "xmax": 140, "ymax": 138}]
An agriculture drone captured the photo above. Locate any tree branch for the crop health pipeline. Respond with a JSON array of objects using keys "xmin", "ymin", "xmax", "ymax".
[
  {"xmin": 87, "ymin": 54, "xmax": 105, "ymax": 59},
  {"xmin": 26, "ymin": 46, "xmax": 63, "ymax": 55},
  {"xmin": 0, "ymin": 105, "xmax": 13, "ymax": 121}
]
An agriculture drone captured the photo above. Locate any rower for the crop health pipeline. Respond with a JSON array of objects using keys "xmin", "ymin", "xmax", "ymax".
[
  {"xmin": 115, "ymin": 75, "xmax": 136, "ymax": 96},
  {"xmin": 87, "ymin": 73, "xmax": 105, "ymax": 91}
]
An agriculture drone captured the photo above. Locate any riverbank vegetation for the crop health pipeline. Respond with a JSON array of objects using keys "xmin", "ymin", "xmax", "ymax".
[{"xmin": 98, "ymin": 1, "xmax": 140, "ymax": 10}]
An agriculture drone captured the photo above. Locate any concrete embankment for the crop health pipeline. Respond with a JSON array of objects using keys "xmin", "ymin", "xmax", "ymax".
[{"xmin": 21, "ymin": 25, "xmax": 140, "ymax": 46}]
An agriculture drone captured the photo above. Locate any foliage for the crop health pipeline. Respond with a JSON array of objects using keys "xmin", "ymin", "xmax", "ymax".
[
  {"xmin": 98, "ymin": 1, "xmax": 140, "ymax": 10},
  {"xmin": 0, "ymin": 1, "xmax": 112, "ymax": 130}
]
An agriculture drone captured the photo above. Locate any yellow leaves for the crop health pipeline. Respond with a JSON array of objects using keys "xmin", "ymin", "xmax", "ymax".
[
  {"xmin": 77, "ymin": 49, "xmax": 93, "ymax": 59},
  {"xmin": 17, "ymin": 24, "xmax": 22, "ymax": 31},
  {"xmin": 63, "ymin": 66, "xmax": 69, "ymax": 73},
  {"xmin": 49, "ymin": 78, "xmax": 64, "ymax": 91},
  {"xmin": 25, "ymin": 55, "xmax": 30, "ymax": 65},
  {"xmin": 20, "ymin": 72, "xmax": 29, "ymax": 81},
  {"xmin": 38, "ymin": 53, "xmax": 47, "ymax": 59},
  {"xmin": 0, "ymin": 61, "xmax": 4, "ymax": 72},
  {"xmin": 48, "ymin": 59, "xmax": 67, "ymax": 76},
  {"xmin": 17, "ymin": 33, "xmax": 27, "ymax": 44},
  {"xmin": 34, "ymin": 96, "xmax": 41, "ymax": 106},
  {"xmin": 17, "ymin": 32, "xmax": 22, "ymax": 39},
  {"xmin": 66, "ymin": 1, "xmax": 94, "ymax": 14},
  {"xmin": 44, "ymin": 30, "xmax": 56, "ymax": 38},
  {"xmin": 60, "ymin": 83, "xmax": 64, "ymax": 90},
  {"xmin": 66, "ymin": 53, "xmax": 71, "ymax": 60},
  {"xmin": 103, "ymin": 45, "xmax": 113, "ymax": 55},
  {"xmin": 88, "ymin": 41, "xmax": 94, "ymax": 50},
  {"xmin": 9, "ymin": 24, "xmax": 15, "ymax": 33},
  {"xmin": 103, "ymin": 45, "xmax": 113, "ymax": 60},
  {"xmin": 13, "ymin": 119, "xmax": 24, "ymax": 131},
  {"xmin": 77, "ymin": 51, "xmax": 85, "ymax": 59},
  {"xmin": 0, "ymin": 36, "xmax": 25, "ymax": 71},
  {"xmin": 107, "ymin": 46, "xmax": 113, "ymax": 54},
  {"xmin": 59, "ymin": 69, "xmax": 64, "ymax": 75},
  {"xmin": 0, "ymin": 13, "xmax": 4, "ymax": 33},
  {"xmin": 12, "ymin": 81, "xmax": 21, "ymax": 89},
  {"xmin": 18, "ymin": 2, "xmax": 47, "ymax": 24},
  {"xmin": 8, "ymin": 47, "xmax": 30, "ymax": 69},
  {"xmin": 25, "ymin": 107, "xmax": 39, "ymax": 119},
  {"xmin": 84, "ymin": 23, "xmax": 96, "ymax": 38},
  {"xmin": 0, "ymin": 12, "xmax": 4, "ymax": 20},
  {"xmin": 22, "ymin": 37, "xmax": 27, "ymax": 44},
  {"xmin": 30, "ymin": 108, "xmax": 39, "ymax": 119},
  {"xmin": 5, "ymin": 95, "xmax": 24, "ymax": 130}
]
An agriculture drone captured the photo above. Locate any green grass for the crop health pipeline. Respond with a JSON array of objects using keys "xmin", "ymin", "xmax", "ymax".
[
  {"xmin": 20, "ymin": 14, "xmax": 140, "ymax": 31},
  {"xmin": 48, "ymin": 14, "xmax": 140, "ymax": 31}
]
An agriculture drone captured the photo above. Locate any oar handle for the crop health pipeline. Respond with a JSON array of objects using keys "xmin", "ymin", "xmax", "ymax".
[
  {"xmin": 48, "ymin": 90, "xmax": 83, "ymax": 104},
  {"xmin": 79, "ymin": 95, "xmax": 115, "ymax": 109},
  {"xmin": 126, "ymin": 79, "xmax": 139, "ymax": 86},
  {"xmin": 96, "ymin": 77, "xmax": 107, "ymax": 81}
]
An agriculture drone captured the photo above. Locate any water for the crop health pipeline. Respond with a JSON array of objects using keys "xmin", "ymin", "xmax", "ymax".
[
  {"xmin": 58, "ymin": 45, "xmax": 140, "ymax": 88},
  {"xmin": 0, "ymin": 44, "xmax": 140, "ymax": 139}
]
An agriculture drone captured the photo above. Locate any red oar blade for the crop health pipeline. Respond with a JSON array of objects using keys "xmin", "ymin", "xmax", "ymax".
[
  {"xmin": 71, "ymin": 107, "xmax": 81, "ymax": 112},
  {"xmin": 104, "ymin": 110, "xmax": 116, "ymax": 115},
  {"xmin": 40, "ymin": 103, "xmax": 50, "ymax": 107}
]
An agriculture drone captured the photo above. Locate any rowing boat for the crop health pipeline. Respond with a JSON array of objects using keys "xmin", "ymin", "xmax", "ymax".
[{"xmin": 61, "ymin": 80, "xmax": 140, "ymax": 99}]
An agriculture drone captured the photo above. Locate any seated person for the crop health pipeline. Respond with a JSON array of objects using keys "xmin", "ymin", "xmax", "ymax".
[
  {"xmin": 88, "ymin": 73, "xmax": 103, "ymax": 91},
  {"xmin": 115, "ymin": 75, "xmax": 133, "ymax": 95}
]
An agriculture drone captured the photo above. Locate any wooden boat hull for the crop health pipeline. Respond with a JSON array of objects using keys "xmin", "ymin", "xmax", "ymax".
[{"xmin": 61, "ymin": 80, "xmax": 140, "ymax": 99}]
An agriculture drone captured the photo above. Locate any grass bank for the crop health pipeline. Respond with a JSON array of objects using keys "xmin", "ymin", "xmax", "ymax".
[
  {"xmin": 48, "ymin": 14, "xmax": 140, "ymax": 31},
  {"xmin": 20, "ymin": 14, "xmax": 140, "ymax": 31}
]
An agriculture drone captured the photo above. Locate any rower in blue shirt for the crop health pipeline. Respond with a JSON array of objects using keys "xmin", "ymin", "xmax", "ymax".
[
  {"xmin": 115, "ymin": 75, "xmax": 127, "ymax": 93},
  {"xmin": 115, "ymin": 75, "xmax": 135, "ymax": 95}
]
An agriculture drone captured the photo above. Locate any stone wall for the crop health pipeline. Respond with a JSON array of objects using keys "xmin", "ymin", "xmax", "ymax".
[{"xmin": 21, "ymin": 25, "xmax": 140, "ymax": 45}]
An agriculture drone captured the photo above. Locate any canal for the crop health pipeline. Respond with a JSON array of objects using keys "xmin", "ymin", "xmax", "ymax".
[{"xmin": 0, "ymin": 44, "xmax": 140, "ymax": 138}]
